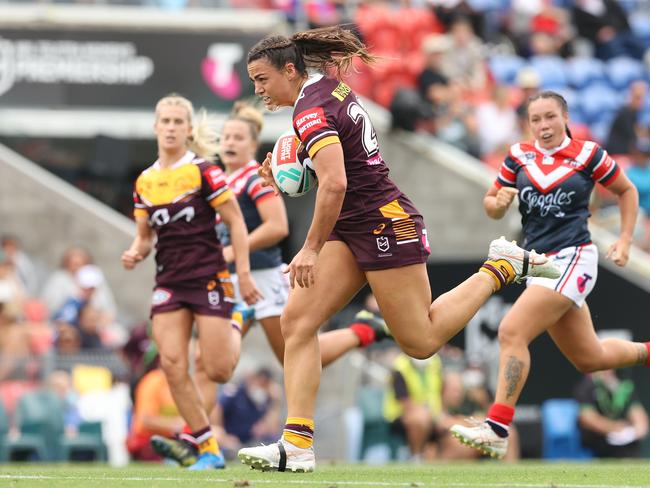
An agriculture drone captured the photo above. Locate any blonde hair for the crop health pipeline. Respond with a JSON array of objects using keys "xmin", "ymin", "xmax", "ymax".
[
  {"xmin": 228, "ymin": 101, "xmax": 264, "ymax": 146},
  {"xmin": 155, "ymin": 93, "xmax": 220, "ymax": 161}
]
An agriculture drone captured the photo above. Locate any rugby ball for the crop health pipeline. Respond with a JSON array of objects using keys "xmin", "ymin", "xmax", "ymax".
[{"xmin": 270, "ymin": 130, "xmax": 317, "ymax": 197}]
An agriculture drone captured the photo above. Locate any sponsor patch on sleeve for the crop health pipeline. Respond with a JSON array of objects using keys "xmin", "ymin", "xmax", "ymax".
[
  {"xmin": 203, "ymin": 166, "xmax": 226, "ymax": 191},
  {"xmin": 294, "ymin": 107, "xmax": 327, "ymax": 140}
]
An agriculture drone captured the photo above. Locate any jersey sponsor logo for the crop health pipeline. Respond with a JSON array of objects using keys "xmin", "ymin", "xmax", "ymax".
[
  {"xmin": 294, "ymin": 107, "xmax": 327, "ymax": 139},
  {"xmin": 372, "ymin": 223, "xmax": 386, "ymax": 235},
  {"xmin": 149, "ymin": 206, "xmax": 195, "ymax": 226},
  {"xmin": 204, "ymin": 167, "xmax": 225, "ymax": 190},
  {"xmin": 331, "ymin": 82, "xmax": 351, "ymax": 102},
  {"xmin": 519, "ymin": 186, "xmax": 575, "ymax": 218},
  {"xmin": 152, "ymin": 288, "xmax": 172, "ymax": 306}
]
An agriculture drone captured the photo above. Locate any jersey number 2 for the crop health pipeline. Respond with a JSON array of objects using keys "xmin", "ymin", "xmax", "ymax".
[{"xmin": 347, "ymin": 102, "xmax": 378, "ymax": 157}]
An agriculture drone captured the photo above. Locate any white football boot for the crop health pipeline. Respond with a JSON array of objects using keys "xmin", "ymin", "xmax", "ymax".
[
  {"xmin": 238, "ymin": 440, "xmax": 315, "ymax": 472},
  {"xmin": 488, "ymin": 236, "xmax": 560, "ymax": 283},
  {"xmin": 450, "ymin": 421, "xmax": 508, "ymax": 459}
]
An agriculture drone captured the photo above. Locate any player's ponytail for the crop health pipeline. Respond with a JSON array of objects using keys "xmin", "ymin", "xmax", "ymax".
[
  {"xmin": 526, "ymin": 90, "xmax": 573, "ymax": 139},
  {"xmin": 155, "ymin": 94, "xmax": 219, "ymax": 161},
  {"xmin": 248, "ymin": 26, "xmax": 375, "ymax": 80},
  {"xmin": 229, "ymin": 101, "xmax": 264, "ymax": 147}
]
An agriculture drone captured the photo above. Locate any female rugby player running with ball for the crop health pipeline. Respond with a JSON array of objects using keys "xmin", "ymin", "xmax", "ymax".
[{"xmin": 237, "ymin": 27, "xmax": 560, "ymax": 473}]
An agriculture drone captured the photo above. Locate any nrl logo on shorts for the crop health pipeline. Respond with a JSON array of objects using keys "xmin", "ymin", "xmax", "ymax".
[
  {"xmin": 376, "ymin": 236, "xmax": 390, "ymax": 252},
  {"xmin": 208, "ymin": 290, "xmax": 220, "ymax": 307},
  {"xmin": 152, "ymin": 289, "xmax": 172, "ymax": 305}
]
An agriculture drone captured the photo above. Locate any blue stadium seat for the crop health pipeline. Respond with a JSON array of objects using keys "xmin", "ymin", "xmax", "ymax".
[
  {"xmin": 489, "ymin": 55, "xmax": 527, "ymax": 85},
  {"xmin": 566, "ymin": 57, "xmax": 607, "ymax": 89},
  {"xmin": 578, "ymin": 83, "xmax": 622, "ymax": 124},
  {"xmin": 530, "ymin": 56, "xmax": 568, "ymax": 89},
  {"xmin": 630, "ymin": 14, "xmax": 650, "ymax": 48},
  {"xmin": 541, "ymin": 399, "xmax": 593, "ymax": 460},
  {"xmin": 606, "ymin": 57, "xmax": 645, "ymax": 90}
]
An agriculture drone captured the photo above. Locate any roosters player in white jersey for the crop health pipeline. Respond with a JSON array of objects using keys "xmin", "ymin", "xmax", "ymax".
[{"xmin": 451, "ymin": 90, "xmax": 650, "ymax": 459}]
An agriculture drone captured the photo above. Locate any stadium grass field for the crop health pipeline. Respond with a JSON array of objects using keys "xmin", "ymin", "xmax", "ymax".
[{"xmin": 1, "ymin": 461, "xmax": 649, "ymax": 487}]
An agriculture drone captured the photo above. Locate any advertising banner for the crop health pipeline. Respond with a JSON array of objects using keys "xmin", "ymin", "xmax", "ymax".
[{"xmin": 0, "ymin": 28, "xmax": 262, "ymax": 110}]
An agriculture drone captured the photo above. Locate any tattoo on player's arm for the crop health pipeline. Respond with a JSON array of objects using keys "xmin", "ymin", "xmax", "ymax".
[{"xmin": 505, "ymin": 356, "xmax": 524, "ymax": 399}]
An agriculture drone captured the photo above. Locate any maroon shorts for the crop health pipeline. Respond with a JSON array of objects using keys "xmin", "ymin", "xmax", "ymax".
[
  {"xmin": 151, "ymin": 270, "xmax": 235, "ymax": 318},
  {"xmin": 328, "ymin": 196, "xmax": 430, "ymax": 271}
]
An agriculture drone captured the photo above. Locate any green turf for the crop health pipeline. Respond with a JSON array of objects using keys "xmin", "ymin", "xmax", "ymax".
[{"xmin": 0, "ymin": 461, "xmax": 649, "ymax": 487}]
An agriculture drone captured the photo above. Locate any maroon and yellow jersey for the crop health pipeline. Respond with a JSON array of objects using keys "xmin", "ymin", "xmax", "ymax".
[
  {"xmin": 292, "ymin": 74, "xmax": 402, "ymax": 221},
  {"xmin": 133, "ymin": 151, "xmax": 232, "ymax": 285}
]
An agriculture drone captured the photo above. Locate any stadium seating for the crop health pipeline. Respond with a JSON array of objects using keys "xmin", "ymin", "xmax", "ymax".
[
  {"xmin": 566, "ymin": 57, "xmax": 607, "ymax": 89},
  {"xmin": 5, "ymin": 390, "xmax": 64, "ymax": 461},
  {"xmin": 578, "ymin": 83, "xmax": 621, "ymax": 125},
  {"xmin": 0, "ymin": 401, "xmax": 9, "ymax": 462},
  {"xmin": 606, "ymin": 57, "xmax": 645, "ymax": 90},
  {"xmin": 59, "ymin": 421, "xmax": 107, "ymax": 461},
  {"xmin": 541, "ymin": 399, "xmax": 593, "ymax": 460},
  {"xmin": 530, "ymin": 56, "xmax": 568, "ymax": 89},
  {"xmin": 357, "ymin": 386, "xmax": 403, "ymax": 461},
  {"xmin": 488, "ymin": 55, "xmax": 527, "ymax": 85}
]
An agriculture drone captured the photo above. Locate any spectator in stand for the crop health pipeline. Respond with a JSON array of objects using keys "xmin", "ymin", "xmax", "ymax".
[
  {"xmin": 606, "ymin": 80, "xmax": 649, "ymax": 157},
  {"xmin": 1, "ymin": 235, "xmax": 38, "ymax": 297},
  {"xmin": 213, "ymin": 368, "xmax": 282, "ymax": 456},
  {"xmin": 417, "ymin": 34, "xmax": 451, "ymax": 106},
  {"xmin": 41, "ymin": 246, "xmax": 116, "ymax": 321},
  {"xmin": 432, "ymin": 80, "xmax": 480, "ymax": 157},
  {"xmin": 572, "ymin": 0, "xmax": 647, "ymax": 61},
  {"xmin": 52, "ymin": 265, "xmax": 107, "ymax": 349},
  {"xmin": 515, "ymin": 68, "xmax": 541, "ymax": 141},
  {"xmin": 383, "ymin": 352, "xmax": 443, "ymax": 461},
  {"xmin": 127, "ymin": 359, "xmax": 186, "ymax": 462},
  {"xmin": 0, "ymin": 288, "xmax": 30, "ymax": 382},
  {"xmin": 440, "ymin": 16, "xmax": 486, "ymax": 93},
  {"xmin": 575, "ymin": 369, "xmax": 649, "ymax": 458},
  {"xmin": 476, "ymin": 84, "xmax": 520, "ymax": 157},
  {"xmin": 48, "ymin": 370, "xmax": 82, "ymax": 437},
  {"xmin": 0, "ymin": 250, "xmax": 26, "ymax": 322}
]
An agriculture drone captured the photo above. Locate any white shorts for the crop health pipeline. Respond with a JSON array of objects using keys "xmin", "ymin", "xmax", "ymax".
[
  {"xmin": 526, "ymin": 243, "xmax": 598, "ymax": 307},
  {"xmin": 232, "ymin": 265, "xmax": 289, "ymax": 320}
]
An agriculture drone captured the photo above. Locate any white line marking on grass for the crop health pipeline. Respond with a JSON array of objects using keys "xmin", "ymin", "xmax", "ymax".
[{"xmin": 0, "ymin": 475, "xmax": 644, "ymax": 488}]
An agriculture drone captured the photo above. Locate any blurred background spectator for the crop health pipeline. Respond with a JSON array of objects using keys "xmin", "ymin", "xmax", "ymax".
[
  {"xmin": 575, "ymin": 369, "xmax": 649, "ymax": 458},
  {"xmin": 213, "ymin": 367, "xmax": 282, "ymax": 458}
]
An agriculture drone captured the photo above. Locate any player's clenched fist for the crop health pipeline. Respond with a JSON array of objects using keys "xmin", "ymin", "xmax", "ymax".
[
  {"xmin": 495, "ymin": 187, "xmax": 519, "ymax": 211},
  {"xmin": 121, "ymin": 249, "xmax": 143, "ymax": 270}
]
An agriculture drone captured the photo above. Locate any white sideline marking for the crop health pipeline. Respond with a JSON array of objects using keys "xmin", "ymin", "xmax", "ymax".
[{"xmin": 0, "ymin": 475, "xmax": 641, "ymax": 488}]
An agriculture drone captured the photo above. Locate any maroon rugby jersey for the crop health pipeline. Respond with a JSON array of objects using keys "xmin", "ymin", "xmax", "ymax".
[
  {"xmin": 133, "ymin": 151, "xmax": 232, "ymax": 285},
  {"xmin": 292, "ymin": 74, "xmax": 402, "ymax": 221}
]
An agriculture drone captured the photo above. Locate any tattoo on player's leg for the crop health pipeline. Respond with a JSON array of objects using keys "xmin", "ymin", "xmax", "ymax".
[{"xmin": 505, "ymin": 355, "xmax": 524, "ymax": 400}]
